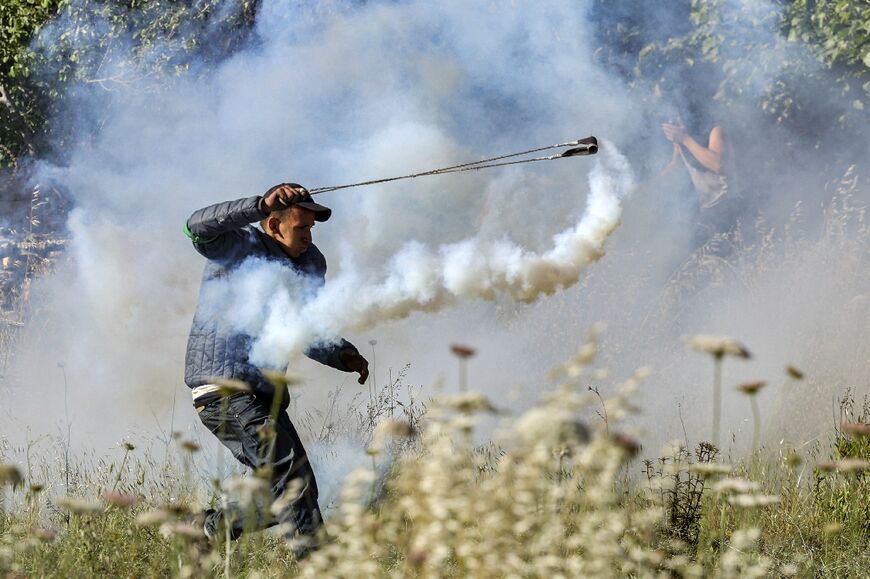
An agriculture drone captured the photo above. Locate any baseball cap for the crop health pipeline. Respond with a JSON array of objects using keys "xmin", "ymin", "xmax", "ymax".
[
  {"xmin": 267, "ymin": 183, "xmax": 332, "ymax": 222},
  {"xmin": 293, "ymin": 193, "xmax": 332, "ymax": 222}
]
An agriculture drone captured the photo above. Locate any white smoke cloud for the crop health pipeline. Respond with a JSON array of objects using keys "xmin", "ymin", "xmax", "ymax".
[{"xmin": 199, "ymin": 145, "xmax": 632, "ymax": 367}]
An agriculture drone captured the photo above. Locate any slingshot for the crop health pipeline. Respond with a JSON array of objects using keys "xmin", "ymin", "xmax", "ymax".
[{"xmin": 308, "ymin": 136, "xmax": 599, "ymax": 195}]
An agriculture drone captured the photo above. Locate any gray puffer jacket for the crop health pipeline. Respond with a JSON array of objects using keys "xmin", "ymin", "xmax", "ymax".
[{"xmin": 183, "ymin": 195, "xmax": 358, "ymax": 401}]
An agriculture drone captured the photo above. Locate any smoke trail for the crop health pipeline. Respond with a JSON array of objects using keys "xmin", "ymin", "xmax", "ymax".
[{"xmin": 198, "ymin": 145, "xmax": 633, "ymax": 368}]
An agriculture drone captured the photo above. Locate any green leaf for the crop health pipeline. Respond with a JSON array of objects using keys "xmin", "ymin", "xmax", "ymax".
[{"xmin": 638, "ymin": 43, "xmax": 655, "ymax": 59}]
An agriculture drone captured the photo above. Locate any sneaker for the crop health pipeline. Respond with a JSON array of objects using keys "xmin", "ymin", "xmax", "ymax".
[{"xmin": 201, "ymin": 508, "xmax": 217, "ymax": 542}]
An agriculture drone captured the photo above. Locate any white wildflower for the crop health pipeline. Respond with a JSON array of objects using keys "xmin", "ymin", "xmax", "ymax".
[
  {"xmin": 516, "ymin": 406, "xmax": 589, "ymax": 447},
  {"xmin": 441, "ymin": 392, "xmax": 498, "ymax": 414},
  {"xmin": 55, "ymin": 496, "xmax": 103, "ymax": 514},
  {"xmin": 159, "ymin": 522, "xmax": 205, "ymax": 540},
  {"xmin": 712, "ymin": 478, "xmax": 760, "ymax": 494},
  {"xmin": 684, "ymin": 335, "xmax": 751, "ymax": 359},
  {"xmin": 135, "ymin": 509, "xmax": 172, "ymax": 526},
  {"xmin": 689, "ymin": 463, "xmax": 732, "ymax": 477},
  {"xmin": 728, "ymin": 494, "xmax": 781, "ymax": 508}
]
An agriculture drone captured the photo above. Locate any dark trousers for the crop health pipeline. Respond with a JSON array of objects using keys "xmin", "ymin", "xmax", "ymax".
[{"xmin": 197, "ymin": 393, "xmax": 323, "ymax": 540}]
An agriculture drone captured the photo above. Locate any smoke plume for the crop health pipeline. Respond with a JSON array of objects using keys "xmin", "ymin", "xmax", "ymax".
[{"xmin": 198, "ymin": 145, "xmax": 632, "ymax": 367}]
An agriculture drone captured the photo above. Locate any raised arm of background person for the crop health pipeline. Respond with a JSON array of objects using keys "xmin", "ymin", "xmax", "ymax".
[
  {"xmin": 661, "ymin": 124, "xmax": 726, "ymax": 174},
  {"xmin": 184, "ymin": 196, "xmax": 266, "ymax": 260},
  {"xmin": 681, "ymin": 126, "xmax": 726, "ymax": 174},
  {"xmin": 659, "ymin": 142, "xmax": 682, "ymax": 175}
]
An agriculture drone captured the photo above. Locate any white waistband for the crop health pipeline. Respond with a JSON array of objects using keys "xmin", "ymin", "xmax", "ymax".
[{"xmin": 191, "ymin": 384, "xmax": 221, "ymax": 403}]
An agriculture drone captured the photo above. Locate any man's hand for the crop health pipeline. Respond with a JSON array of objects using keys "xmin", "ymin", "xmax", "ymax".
[
  {"xmin": 340, "ymin": 349, "xmax": 369, "ymax": 384},
  {"xmin": 260, "ymin": 183, "xmax": 309, "ymax": 214}
]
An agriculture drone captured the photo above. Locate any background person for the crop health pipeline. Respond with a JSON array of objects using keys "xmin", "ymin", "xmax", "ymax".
[{"xmin": 660, "ymin": 121, "xmax": 741, "ymax": 240}]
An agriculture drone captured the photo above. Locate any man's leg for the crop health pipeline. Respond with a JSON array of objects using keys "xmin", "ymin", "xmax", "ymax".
[
  {"xmin": 269, "ymin": 411, "xmax": 323, "ymax": 537},
  {"xmin": 197, "ymin": 393, "xmax": 323, "ymax": 541}
]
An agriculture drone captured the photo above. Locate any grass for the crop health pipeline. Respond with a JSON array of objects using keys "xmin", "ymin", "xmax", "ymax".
[{"xmin": 0, "ymin": 346, "xmax": 867, "ymax": 577}]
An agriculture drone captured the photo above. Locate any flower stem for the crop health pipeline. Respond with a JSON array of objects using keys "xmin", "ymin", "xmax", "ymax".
[
  {"xmin": 712, "ymin": 356, "xmax": 722, "ymax": 449},
  {"xmin": 750, "ymin": 395, "xmax": 761, "ymax": 459}
]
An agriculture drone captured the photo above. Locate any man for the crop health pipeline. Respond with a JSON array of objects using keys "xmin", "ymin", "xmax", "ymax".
[{"xmin": 183, "ymin": 183, "xmax": 369, "ymax": 551}]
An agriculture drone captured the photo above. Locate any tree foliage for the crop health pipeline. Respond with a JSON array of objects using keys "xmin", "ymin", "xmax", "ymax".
[
  {"xmin": 0, "ymin": 0, "xmax": 259, "ymax": 169},
  {"xmin": 0, "ymin": 0, "xmax": 65, "ymax": 167},
  {"xmin": 1, "ymin": 0, "xmax": 867, "ymax": 171},
  {"xmin": 592, "ymin": 0, "xmax": 868, "ymax": 141},
  {"xmin": 784, "ymin": 0, "xmax": 870, "ymax": 77}
]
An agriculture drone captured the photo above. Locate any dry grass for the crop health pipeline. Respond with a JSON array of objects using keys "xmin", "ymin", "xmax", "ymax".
[{"xmin": 1, "ymin": 336, "xmax": 867, "ymax": 577}]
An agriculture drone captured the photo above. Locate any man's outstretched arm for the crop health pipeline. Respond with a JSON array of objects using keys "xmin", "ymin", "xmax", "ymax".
[{"xmin": 305, "ymin": 340, "xmax": 369, "ymax": 384}]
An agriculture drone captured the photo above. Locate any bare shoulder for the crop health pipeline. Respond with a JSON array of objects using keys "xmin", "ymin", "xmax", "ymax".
[{"xmin": 708, "ymin": 125, "xmax": 728, "ymax": 151}]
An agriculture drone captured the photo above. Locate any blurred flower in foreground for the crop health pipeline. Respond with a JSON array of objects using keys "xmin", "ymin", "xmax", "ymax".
[
  {"xmin": 689, "ymin": 463, "xmax": 732, "ymax": 477},
  {"xmin": 373, "ymin": 418, "xmax": 416, "ymax": 441},
  {"xmin": 102, "ymin": 491, "xmax": 139, "ymax": 508},
  {"xmin": 135, "ymin": 509, "xmax": 172, "ymax": 526},
  {"xmin": 159, "ymin": 522, "xmax": 204, "ymax": 540},
  {"xmin": 55, "ymin": 496, "xmax": 103, "ymax": 514},
  {"xmin": 684, "ymin": 335, "xmax": 752, "ymax": 359},
  {"xmin": 211, "ymin": 377, "xmax": 252, "ymax": 396},
  {"xmin": 369, "ymin": 419, "xmax": 417, "ymax": 454},
  {"xmin": 737, "ymin": 381, "xmax": 766, "ymax": 395},
  {"xmin": 226, "ymin": 476, "xmax": 270, "ymax": 497},
  {"xmin": 0, "ymin": 463, "xmax": 22, "ymax": 487},
  {"xmin": 517, "ymin": 406, "xmax": 589, "ymax": 447},
  {"xmin": 261, "ymin": 369, "xmax": 302, "ymax": 390},
  {"xmin": 450, "ymin": 344, "xmax": 476, "ymax": 358},
  {"xmin": 442, "ymin": 392, "xmax": 497, "ymax": 414},
  {"xmin": 30, "ymin": 527, "xmax": 56, "ymax": 542},
  {"xmin": 610, "ymin": 432, "xmax": 641, "ymax": 456},
  {"xmin": 728, "ymin": 494, "xmax": 781, "ymax": 508},
  {"xmin": 841, "ymin": 422, "xmax": 870, "ymax": 437},
  {"xmin": 256, "ymin": 423, "xmax": 276, "ymax": 442},
  {"xmin": 816, "ymin": 459, "xmax": 870, "ymax": 473},
  {"xmin": 713, "ymin": 478, "xmax": 760, "ymax": 494},
  {"xmin": 180, "ymin": 440, "xmax": 201, "ymax": 453},
  {"xmin": 730, "ymin": 527, "xmax": 761, "ymax": 550}
]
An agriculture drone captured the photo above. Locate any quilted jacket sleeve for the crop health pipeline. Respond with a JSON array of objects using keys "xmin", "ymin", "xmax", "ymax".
[
  {"xmin": 185, "ymin": 196, "xmax": 266, "ymax": 260},
  {"xmin": 305, "ymin": 339, "xmax": 360, "ymax": 372}
]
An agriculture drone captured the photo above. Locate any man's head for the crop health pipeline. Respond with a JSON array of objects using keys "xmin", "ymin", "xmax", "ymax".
[
  {"xmin": 260, "ymin": 186, "xmax": 331, "ymax": 258},
  {"xmin": 263, "ymin": 206, "xmax": 318, "ymax": 258}
]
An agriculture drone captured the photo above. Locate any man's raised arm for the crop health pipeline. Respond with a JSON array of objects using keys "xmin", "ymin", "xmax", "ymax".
[
  {"xmin": 184, "ymin": 196, "xmax": 266, "ymax": 259},
  {"xmin": 185, "ymin": 185, "xmax": 308, "ymax": 259}
]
